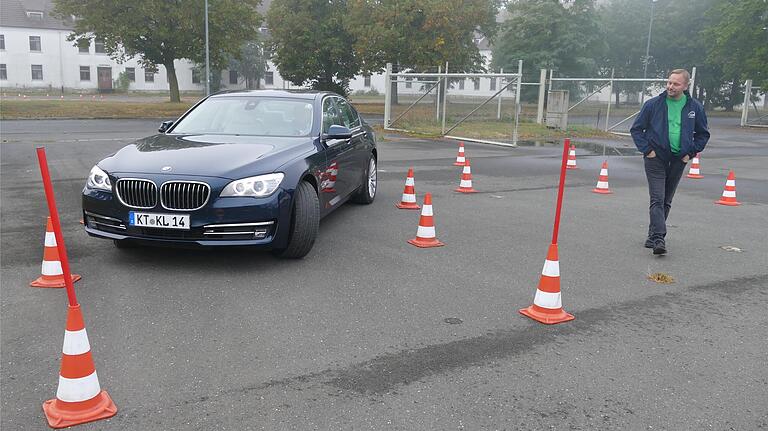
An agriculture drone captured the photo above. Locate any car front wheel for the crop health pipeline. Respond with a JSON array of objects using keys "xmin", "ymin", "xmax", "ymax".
[{"xmin": 272, "ymin": 181, "xmax": 319, "ymax": 259}]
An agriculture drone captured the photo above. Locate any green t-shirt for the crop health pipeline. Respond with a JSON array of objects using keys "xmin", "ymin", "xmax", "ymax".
[{"xmin": 666, "ymin": 94, "xmax": 687, "ymax": 154}]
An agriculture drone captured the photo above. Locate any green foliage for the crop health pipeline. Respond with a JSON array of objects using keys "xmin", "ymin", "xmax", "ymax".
[
  {"xmin": 703, "ymin": 0, "xmax": 768, "ymax": 91},
  {"xmin": 115, "ymin": 71, "xmax": 131, "ymax": 92},
  {"xmin": 228, "ymin": 39, "xmax": 270, "ymax": 90},
  {"xmin": 54, "ymin": 0, "xmax": 262, "ymax": 101},
  {"xmin": 346, "ymin": 0, "xmax": 499, "ymax": 74}
]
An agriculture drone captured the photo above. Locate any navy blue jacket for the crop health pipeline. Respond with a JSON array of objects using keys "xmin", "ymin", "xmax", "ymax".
[{"xmin": 630, "ymin": 90, "xmax": 710, "ymax": 162}]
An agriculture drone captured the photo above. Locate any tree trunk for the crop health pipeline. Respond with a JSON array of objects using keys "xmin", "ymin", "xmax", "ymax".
[
  {"xmin": 165, "ymin": 62, "xmax": 181, "ymax": 103},
  {"xmin": 724, "ymin": 79, "xmax": 738, "ymax": 112}
]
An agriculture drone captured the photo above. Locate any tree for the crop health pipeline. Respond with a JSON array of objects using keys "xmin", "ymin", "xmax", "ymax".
[
  {"xmin": 347, "ymin": 0, "xmax": 499, "ymax": 103},
  {"xmin": 493, "ymin": 0, "xmax": 606, "ymax": 101},
  {"xmin": 703, "ymin": 0, "xmax": 768, "ymax": 91},
  {"xmin": 228, "ymin": 38, "xmax": 271, "ymax": 90},
  {"xmin": 54, "ymin": 0, "xmax": 262, "ymax": 102},
  {"xmin": 267, "ymin": 0, "xmax": 359, "ymax": 95}
]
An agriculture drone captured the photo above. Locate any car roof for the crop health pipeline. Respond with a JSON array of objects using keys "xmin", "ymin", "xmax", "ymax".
[{"xmin": 208, "ymin": 89, "xmax": 337, "ymax": 100}]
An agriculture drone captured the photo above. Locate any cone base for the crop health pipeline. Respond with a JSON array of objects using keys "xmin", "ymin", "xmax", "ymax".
[
  {"xmin": 408, "ymin": 238, "xmax": 444, "ymax": 248},
  {"xmin": 453, "ymin": 162, "xmax": 465, "ymax": 166},
  {"xmin": 30, "ymin": 274, "xmax": 81, "ymax": 288},
  {"xmin": 43, "ymin": 390, "xmax": 117, "ymax": 429},
  {"xmin": 395, "ymin": 202, "xmax": 421, "ymax": 210},
  {"xmin": 687, "ymin": 174, "xmax": 704, "ymax": 179},
  {"xmin": 321, "ymin": 188, "xmax": 337, "ymax": 193},
  {"xmin": 566, "ymin": 166, "xmax": 578, "ymax": 170},
  {"xmin": 454, "ymin": 187, "xmax": 477, "ymax": 193},
  {"xmin": 591, "ymin": 188, "xmax": 612, "ymax": 194},
  {"xmin": 519, "ymin": 306, "xmax": 574, "ymax": 325},
  {"xmin": 715, "ymin": 199, "xmax": 740, "ymax": 206}
]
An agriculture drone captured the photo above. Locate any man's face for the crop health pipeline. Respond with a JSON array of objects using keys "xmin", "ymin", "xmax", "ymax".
[{"xmin": 666, "ymin": 73, "xmax": 688, "ymax": 99}]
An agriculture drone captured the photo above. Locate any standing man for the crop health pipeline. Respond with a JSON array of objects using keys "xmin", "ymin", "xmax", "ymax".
[{"xmin": 630, "ymin": 69, "xmax": 710, "ymax": 255}]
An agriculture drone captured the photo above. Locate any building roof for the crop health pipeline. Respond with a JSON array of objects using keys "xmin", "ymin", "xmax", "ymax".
[{"xmin": 0, "ymin": 0, "xmax": 74, "ymax": 30}]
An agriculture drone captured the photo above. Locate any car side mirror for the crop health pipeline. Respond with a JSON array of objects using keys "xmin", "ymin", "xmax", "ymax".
[
  {"xmin": 158, "ymin": 120, "xmax": 175, "ymax": 133},
  {"xmin": 324, "ymin": 124, "xmax": 352, "ymax": 140}
]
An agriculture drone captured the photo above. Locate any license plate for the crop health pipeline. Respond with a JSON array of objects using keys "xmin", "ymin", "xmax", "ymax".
[{"xmin": 129, "ymin": 211, "xmax": 190, "ymax": 230}]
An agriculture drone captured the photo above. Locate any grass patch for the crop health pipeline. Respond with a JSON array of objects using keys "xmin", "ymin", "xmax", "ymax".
[
  {"xmin": 1, "ymin": 100, "xmax": 195, "ymax": 120},
  {"xmin": 648, "ymin": 272, "xmax": 675, "ymax": 284}
]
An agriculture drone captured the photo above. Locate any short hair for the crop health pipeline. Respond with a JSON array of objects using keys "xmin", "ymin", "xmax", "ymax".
[{"xmin": 670, "ymin": 69, "xmax": 690, "ymax": 83}]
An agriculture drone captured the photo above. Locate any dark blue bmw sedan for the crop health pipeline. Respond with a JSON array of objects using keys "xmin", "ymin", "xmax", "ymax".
[{"xmin": 82, "ymin": 90, "xmax": 377, "ymax": 258}]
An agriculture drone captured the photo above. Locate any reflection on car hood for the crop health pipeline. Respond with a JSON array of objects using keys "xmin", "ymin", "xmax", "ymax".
[{"xmin": 99, "ymin": 134, "xmax": 317, "ymax": 179}]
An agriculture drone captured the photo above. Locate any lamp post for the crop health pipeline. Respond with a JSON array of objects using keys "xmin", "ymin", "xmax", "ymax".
[{"xmin": 205, "ymin": 0, "xmax": 211, "ymax": 96}]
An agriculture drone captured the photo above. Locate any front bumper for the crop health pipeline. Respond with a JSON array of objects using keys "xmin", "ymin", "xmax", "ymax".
[{"xmin": 82, "ymin": 187, "xmax": 293, "ymax": 248}]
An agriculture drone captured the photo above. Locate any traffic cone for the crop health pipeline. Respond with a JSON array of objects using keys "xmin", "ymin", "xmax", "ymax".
[
  {"xmin": 395, "ymin": 168, "xmax": 420, "ymax": 209},
  {"xmin": 43, "ymin": 304, "xmax": 117, "ymax": 428},
  {"xmin": 715, "ymin": 170, "xmax": 740, "ymax": 206},
  {"xmin": 408, "ymin": 193, "xmax": 444, "ymax": 248},
  {"xmin": 519, "ymin": 243, "xmax": 574, "ymax": 324},
  {"xmin": 453, "ymin": 143, "xmax": 466, "ymax": 166},
  {"xmin": 687, "ymin": 153, "xmax": 704, "ymax": 179},
  {"xmin": 455, "ymin": 158, "xmax": 477, "ymax": 193},
  {"xmin": 566, "ymin": 144, "xmax": 578, "ymax": 169},
  {"xmin": 591, "ymin": 161, "xmax": 612, "ymax": 194},
  {"xmin": 30, "ymin": 217, "xmax": 82, "ymax": 288}
]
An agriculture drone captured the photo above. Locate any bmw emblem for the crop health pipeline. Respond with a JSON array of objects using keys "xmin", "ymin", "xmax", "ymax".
[{"xmin": 161, "ymin": 166, "xmax": 172, "ymax": 172}]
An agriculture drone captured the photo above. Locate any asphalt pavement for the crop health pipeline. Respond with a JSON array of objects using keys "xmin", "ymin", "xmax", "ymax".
[{"xmin": 1, "ymin": 117, "xmax": 767, "ymax": 430}]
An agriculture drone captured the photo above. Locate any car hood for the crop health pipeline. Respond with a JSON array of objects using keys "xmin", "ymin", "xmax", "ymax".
[{"xmin": 99, "ymin": 134, "xmax": 318, "ymax": 179}]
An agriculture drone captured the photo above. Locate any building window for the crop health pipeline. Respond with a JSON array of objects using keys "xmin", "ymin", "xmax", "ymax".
[
  {"xmin": 405, "ymin": 77, "xmax": 412, "ymax": 89},
  {"xmin": 144, "ymin": 69, "xmax": 155, "ymax": 82},
  {"xmin": 79, "ymin": 66, "xmax": 90, "ymax": 81},
  {"xmin": 94, "ymin": 38, "xmax": 106, "ymax": 54},
  {"xmin": 364, "ymin": 75, "xmax": 371, "ymax": 88},
  {"xmin": 31, "ymin": 65, "xmax": 43, "ymax": 80},
  {"xmin": 459, "ymin": 79, "xmax": 465, "ymax": 90},
  {"xmin": 0, "ymin": 64, "xmax": 7, "ymax": 80},
  {"xmin": 26, "ymin": 11, "xmax": 44, "ymax": 19},
  {"xmin": 0, "ymin": 35, "xmax": 5, "ymax": 50},
  {"xmin": 29, "ymin": 36, "xmax": 41, "ymax": 52},
  {"xmin": 229, "ymin": 70, "xmax": 238, "ymax": 85},
  {"xmin": 490, "ymin": 78, "xmax": 496, "ymax": 91},
  {"xmin": 192, "ymin": 69, "xmax": 201, "ymax": 84},
  {"xmin": 125, "ymin": 67, "xmax": 135, "ymax": 82},
  {"xmin": 265, "ymin": 71, "xmax": 273, "ymax": 86},
  {"xmin": 77, "ymin": 39, "xmax": 89, "ymax": 53}
]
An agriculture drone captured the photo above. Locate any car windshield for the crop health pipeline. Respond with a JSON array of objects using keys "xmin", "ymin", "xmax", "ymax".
[{"xmin": 171, "ymin": 97, "xmax": 314, "ymax": 137}]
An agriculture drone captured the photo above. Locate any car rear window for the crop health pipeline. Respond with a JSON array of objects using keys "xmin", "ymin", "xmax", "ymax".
[{"xmin": 171, "ymin": 97, "xmax": 314, "ymax": 137}]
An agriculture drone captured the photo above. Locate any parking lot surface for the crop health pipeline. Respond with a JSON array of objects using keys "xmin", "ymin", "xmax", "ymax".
[{"xmin": 1, "ymin": 118, "xmax": 767, "ymax": 430}]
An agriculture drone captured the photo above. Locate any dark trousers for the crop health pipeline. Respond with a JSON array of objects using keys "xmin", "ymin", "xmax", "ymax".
[{"xmin": 643, "ymin": 156, "xmax": 687, "ymax": 243}]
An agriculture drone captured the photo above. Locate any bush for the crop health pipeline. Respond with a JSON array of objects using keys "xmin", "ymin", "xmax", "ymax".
[
  {"xmin": 114, "ymin": 71, "xmax": 131, "ymax": 92},
  {"xmin": 353, "ymin": 88, "xmax": 380, "ymax": 96}
]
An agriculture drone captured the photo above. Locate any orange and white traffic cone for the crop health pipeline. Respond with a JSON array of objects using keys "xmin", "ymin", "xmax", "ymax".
[
  {"xmin": 43, "ymin": 304, "xmax": 117, "ymax": 428},
  {"xmin": 591, "ymin": 161, "xmax": 612, "ymax": 194},
  {"xmin": 519, "ymin": 243, "xmax": 574, "ymax": 324},
  {"xmin": 453, "ymin": 143, "xmax": 466, "ymax": 166},
  {"xmin": 408, "ymin": 193, "xmax": 444, "ymax": 248},
  {"xmin": 30, "ymin": 217, "xmax": 82, "ymax": 288},
  {"xmin": 395, "ymin": 168, "xmax": 420, "ymax": 209},
  {"xmin": 687, "ymin": 153, "xmax": 704, "ymax": 179},
  {"xmin": 566, "ymin": 144, "xmax": 578, "ymax": 169},
  {"xmin": 715, "ymin": 170, "xmax": 740, "ymax": 206},
  {"xmin": 455, "ymin": 158, "xmax": 477, "ymax": 193}
]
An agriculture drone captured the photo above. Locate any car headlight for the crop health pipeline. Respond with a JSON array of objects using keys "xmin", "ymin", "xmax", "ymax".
[
  {"xmin": 221, "ymin": 173, "xmax": 284, "ymax": 198},
  {"xmin": 86, "ymin": 165, "xmax": 112, "ymax": 191}
]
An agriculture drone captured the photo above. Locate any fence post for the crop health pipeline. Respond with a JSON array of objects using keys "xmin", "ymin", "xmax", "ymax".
[
  {"xmin": 741, "ymin": 79, "xmax": 752, "ymax": 127},
  {"xmin": 537, "ymin": 68, "xmax": 547, "ymax": 124},
  {"xmin": 441, "ymin": 62, "xmax": 448, "ymax": 135},
  {"xmin": 436, "ymin": 65, "xmax": 442, "ymax": 121},
  {"xmin": 605, "ymin": 68, "xmax": 614, "ymax": 132},
  {"xmin": 384, "ymin": 63, "xmax": 392, "ymax": 129},
  {"xmin": 513, "ymin": 60, "xmax": 523, "ymax": 146},
  {"xmin": 497, "ymin": 68, "xmax": 503, "ymax": 120},
  {"xmin": 690, "ymin": 66, "xmax": 697, "ymax": 97}
]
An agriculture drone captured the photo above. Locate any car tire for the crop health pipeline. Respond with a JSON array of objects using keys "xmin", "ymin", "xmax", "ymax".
[
  {"xmin": 351, "ymin": 154, "xmax": 377, "ymax": 204},
  {"xmin": 272, "ymin": 181, "xmax": 319, "ymax": 259}
]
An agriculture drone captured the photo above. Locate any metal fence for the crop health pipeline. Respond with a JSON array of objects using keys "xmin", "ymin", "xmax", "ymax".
[{"xmin": 740, "ymin": 80, "xmax": 768, "ymax": 128}]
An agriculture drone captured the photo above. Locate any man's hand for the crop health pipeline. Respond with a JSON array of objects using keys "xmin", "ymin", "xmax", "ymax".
[
  {"xmin": 682, "ymin": 155, "xmax": 690, "ymax": 163},
  {"xmin": 647, "ymin": 150, "xmax": 656, "ymax": 158}
]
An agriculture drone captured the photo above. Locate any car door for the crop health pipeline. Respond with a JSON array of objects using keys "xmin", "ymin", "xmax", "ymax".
[
  {"xmin": 335, "ymin": 97, "xmax": 368, "ymax": 192},
  {"xmin": 319, "ymin": 96, "xmax": 355, "ymax": 209}
]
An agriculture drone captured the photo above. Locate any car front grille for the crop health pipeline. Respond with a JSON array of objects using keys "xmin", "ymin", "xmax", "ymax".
[
  {"xmin": 115, "ymin": 179, "xmax": 157, "ymax": 209},
  {"xmin": 160, "ymin": 181, "xmax": 210, "ymax": 211}
]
